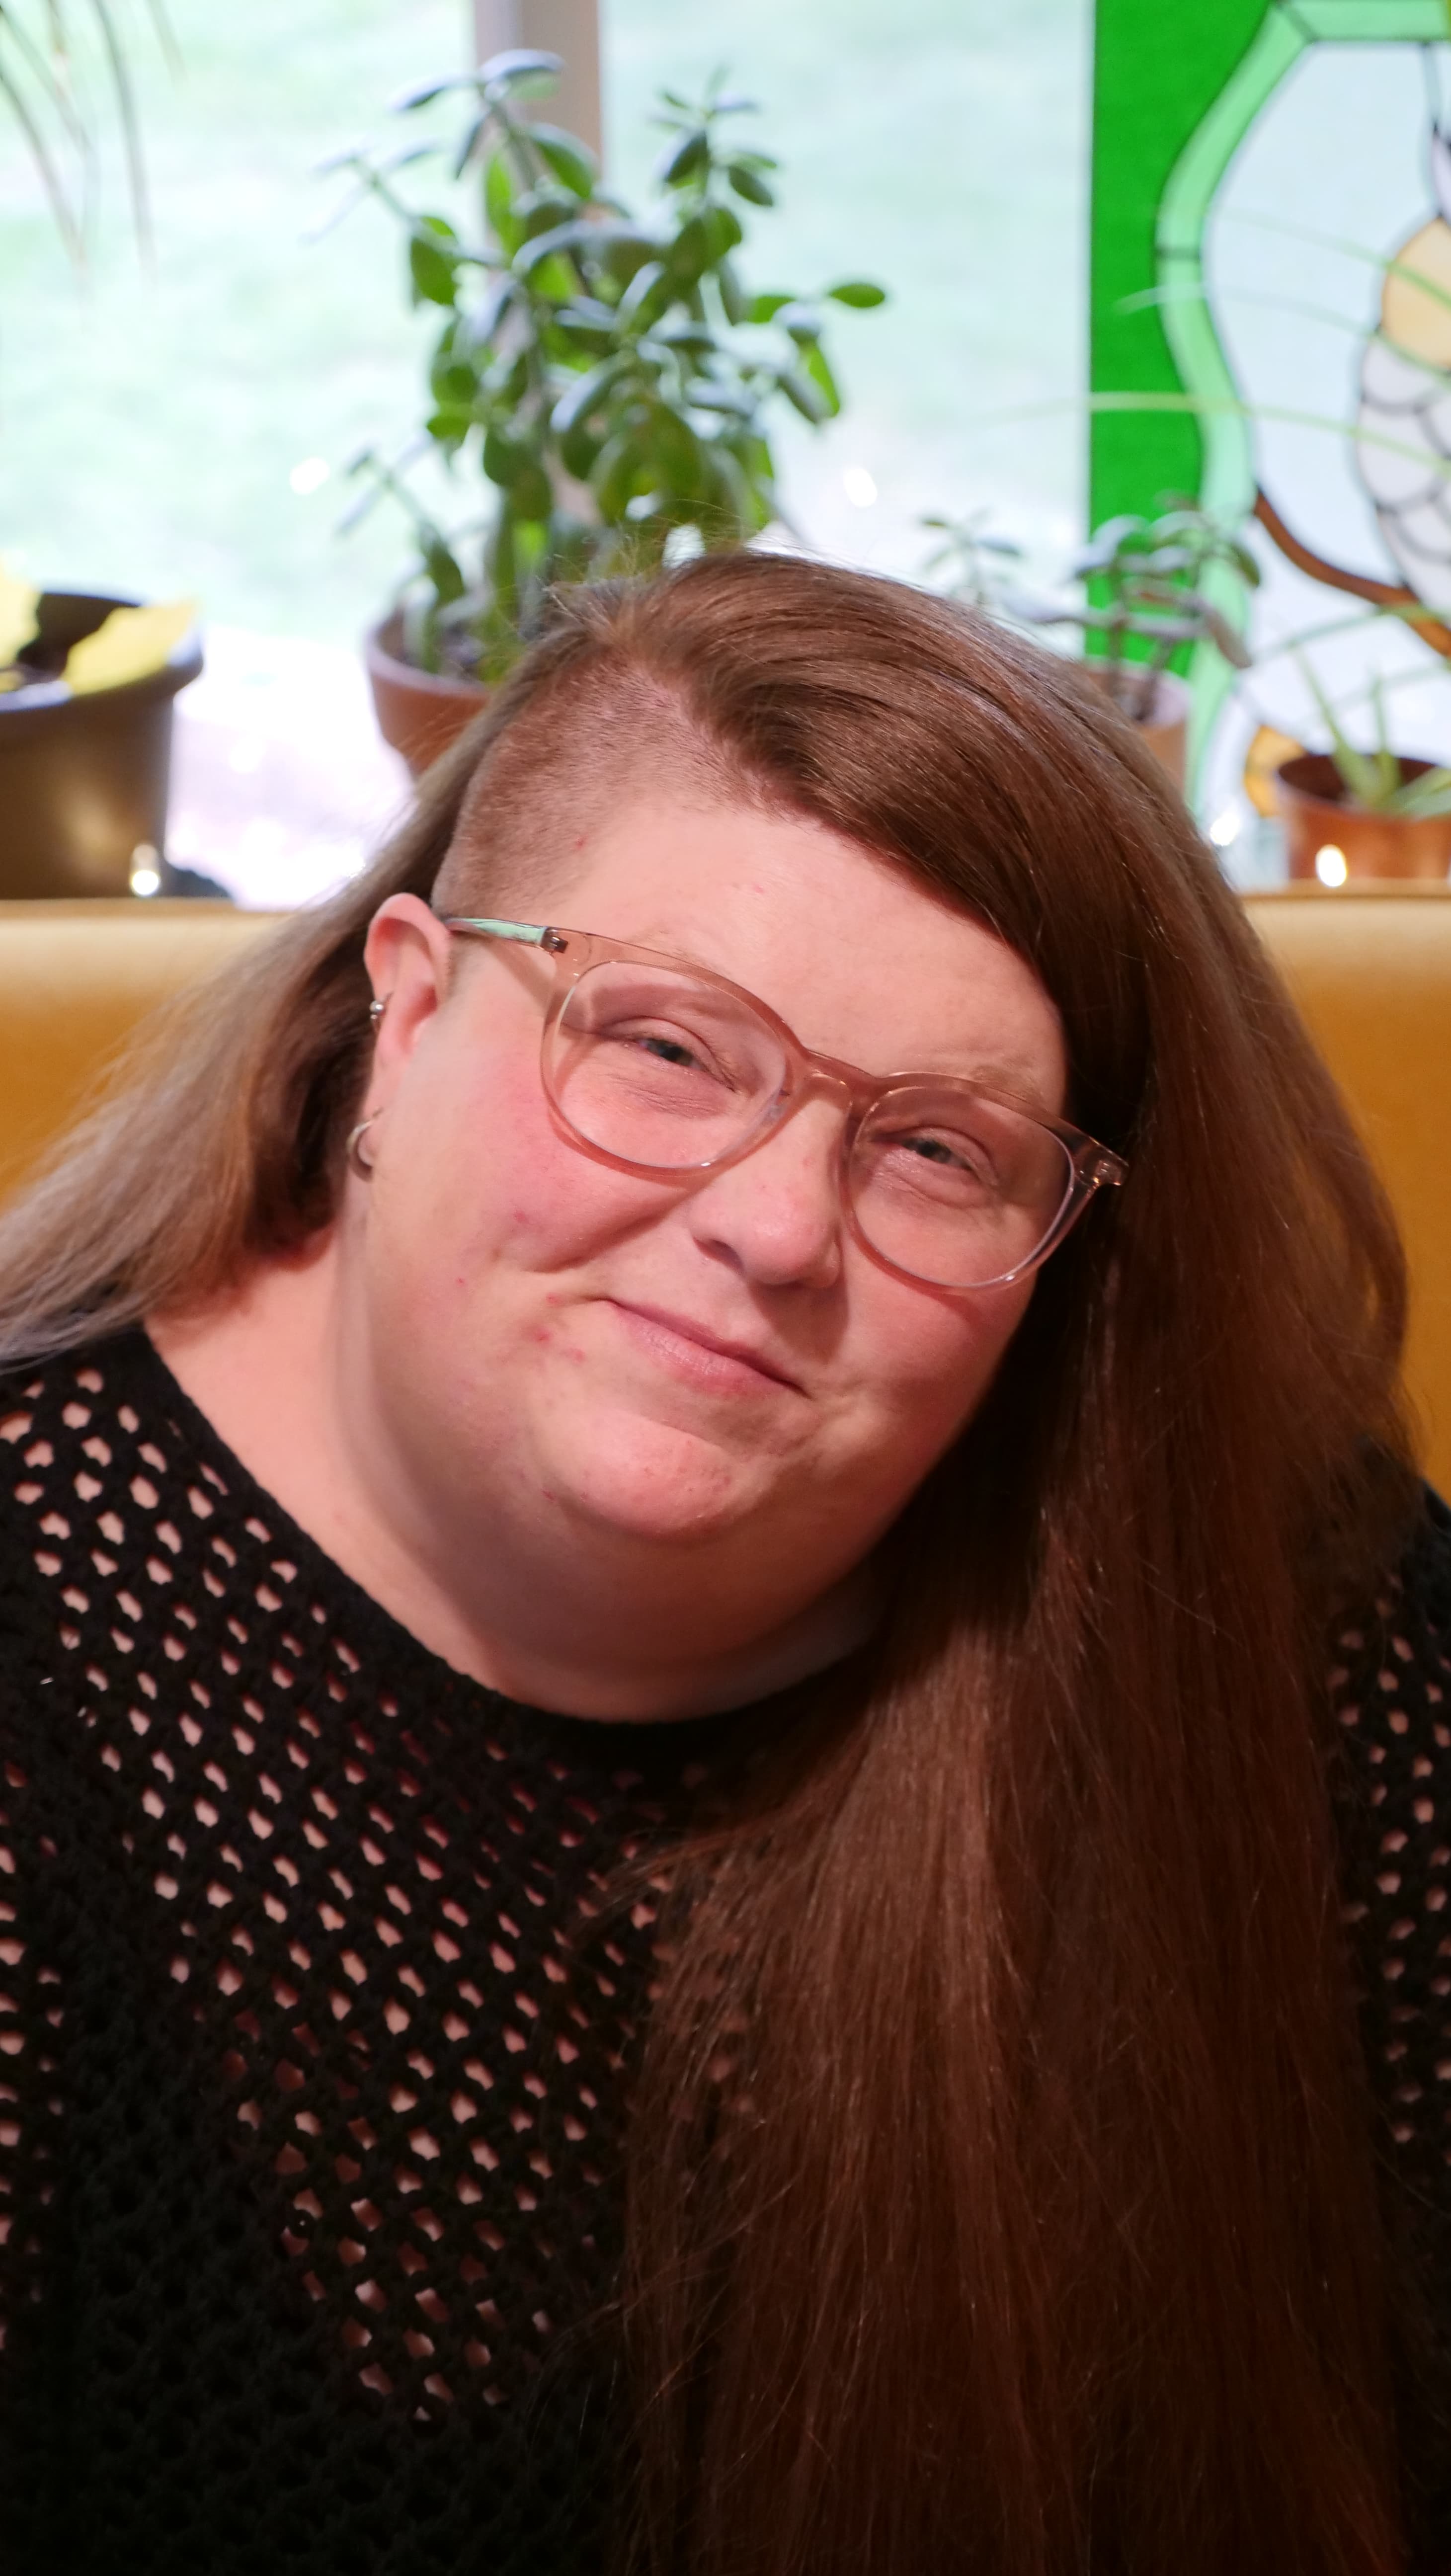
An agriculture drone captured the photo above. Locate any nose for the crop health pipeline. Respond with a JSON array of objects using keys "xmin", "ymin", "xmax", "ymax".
[{"xmin": 684, "ymin": 1094, "xmax": 847, "ymax": 1290}]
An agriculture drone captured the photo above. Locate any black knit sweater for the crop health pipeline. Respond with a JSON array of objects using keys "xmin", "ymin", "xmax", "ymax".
[{"xmin": 1, "ymin": 1331, "xmax": 1450, "ymax": 2574}]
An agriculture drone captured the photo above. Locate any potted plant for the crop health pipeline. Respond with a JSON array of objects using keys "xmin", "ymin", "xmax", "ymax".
[
  {"xmin": 1272, "ymin": 667, "xmax": 1451, "ymax": 883},
  {"xmin": 0, "ymin": 572, "xmax": 201, "ymax": 899},
  {"xmin": 923, "ymin": 500, "xmax": 1257, "ymax": 795},
  {"xmin": 330, "ymin": 52, "xmax": 886, "ymax": 773},
  {"xmin": 1, "ymin": 1, "xmax": 206, "ymax": 900}
]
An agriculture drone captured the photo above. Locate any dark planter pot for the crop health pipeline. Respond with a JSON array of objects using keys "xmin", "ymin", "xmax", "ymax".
[
  {"xmin": 1274, "ymin": 751, "xmax": 1451, "ymax": 883},
  {"xmin": 0, "ymin": 592, "xmax": 203, "ymax": 900},
  {"xmin": 364, "ymin": 613, "xmax": 491, "ymax": 779}
]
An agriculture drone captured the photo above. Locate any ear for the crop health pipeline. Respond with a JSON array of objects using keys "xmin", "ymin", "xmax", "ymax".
[{"xmin": 361, "ymin": 894, "xmax": 456, "ymax": 1108}]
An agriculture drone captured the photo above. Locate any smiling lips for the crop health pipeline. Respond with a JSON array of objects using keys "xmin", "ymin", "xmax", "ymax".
[{"xmin": 607, "ymin": 1299, "xmax": 803, "ymax": 1394}]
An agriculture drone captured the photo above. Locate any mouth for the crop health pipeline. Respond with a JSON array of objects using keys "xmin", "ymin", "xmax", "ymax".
[{"xmin": 605, "ymin": 1299, "xmax": 804, "ymax": 1394}]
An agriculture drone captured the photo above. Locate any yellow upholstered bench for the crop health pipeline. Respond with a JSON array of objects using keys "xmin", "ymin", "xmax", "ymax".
[
  {"xmin": 0, "ymin": 888, "xmax": 1446, "ymax": 1492},
  {"xmin": 1243, "ymin": 886, "xmax": 1451, "ymax": 1496},
  {"xmin": 0, "ymin": 899, "xmax": 280, "ymax": 1208}
]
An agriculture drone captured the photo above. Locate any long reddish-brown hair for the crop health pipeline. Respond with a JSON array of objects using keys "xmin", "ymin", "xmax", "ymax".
[{"xmin": 0, "ymin": 554, "xmax": 1419, "ymax": 2572}]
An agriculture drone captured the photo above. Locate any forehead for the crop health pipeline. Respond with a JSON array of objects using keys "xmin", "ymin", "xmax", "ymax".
[{"xmin": 528, "ymin": 791, "xmax": 1069, "ymax": 1112}]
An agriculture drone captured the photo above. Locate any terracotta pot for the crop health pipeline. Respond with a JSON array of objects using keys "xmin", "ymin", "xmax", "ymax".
[
  {"xmin": 1084, "ymin": 665, "xmax": 1190, "ymax": 794},
  {"xmin": 364, "ymin": 613, "xmax": 491, "ymax": 779},
  {"xmin": 0, "ymin": 591, "xmax": 203, "ymax": 899},
  {"xmin": 1274, "ymin": 752, "xmax": 1451, "ymax": 883}
]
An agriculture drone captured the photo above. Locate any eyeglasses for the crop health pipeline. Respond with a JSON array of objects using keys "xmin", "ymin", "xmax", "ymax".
[{"xmin": 441, "ymin": 915, "xmax": 1128, "ymax": 1291}]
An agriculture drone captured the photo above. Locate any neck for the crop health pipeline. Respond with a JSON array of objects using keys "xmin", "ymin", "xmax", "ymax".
[{"xmin": 150, "ymin": 1242, "xmax": 878, "ymax": 1721}]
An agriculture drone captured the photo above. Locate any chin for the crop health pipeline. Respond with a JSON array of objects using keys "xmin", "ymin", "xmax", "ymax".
[{"xmin": 542, "ymin": 1414, "xmax": 768, "ymax": 1547}]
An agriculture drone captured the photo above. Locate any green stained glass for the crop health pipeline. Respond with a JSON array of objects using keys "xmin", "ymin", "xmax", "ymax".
[{"xmin": 1091, "ymin": 0, "xmax": 1451, "ymax": 782}]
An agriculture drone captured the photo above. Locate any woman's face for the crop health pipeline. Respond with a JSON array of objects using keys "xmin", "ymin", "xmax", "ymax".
[{"xmin": 356, "ymin": 793, "xmax": 1067, "ymax": 1607}]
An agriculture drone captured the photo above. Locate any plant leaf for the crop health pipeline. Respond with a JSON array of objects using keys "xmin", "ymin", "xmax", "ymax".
[
  {"xmin": 478, "ymin": 47, "xmax": 563, "ymax": 88},
  {"xmin": 392, "ymin": 72, "xmax": 471, "ymax": 111},
  {"xmin": 726, "ymin": 159, "xmax": 774, "ymax": 206},
  {"xmin": 422, "ymin": 539, "xmax": 467, "ymax": 605},
  {"xmin": 1195, "ymin": 601, "xmax": 1252, "ymax": 669},
  {"xmin": 0, "ymin": 561, "xmax": 40, "ymax": 665},
  {"xmin": 65, "ymin": 599, "xmax": 196, "ymax": 695},
  {"xmin": 1385, "ymin": 764, "xmax": 1451, "ymax": 817},
  {"xmin": 778, "ymin": 366, "xmax": 829, "ymax": 425},
  {"xmin": 551, "ymin": 352, "xmax": 633, "ymax": 436},
  {"xmin": 772, "ymin": 299, "xmax": 823, "ymax": 343},
  {"xmin": 655, "ymin": 126, "xmax": 710, "ymax": 186},
  {"xmin": 529, "ymin": 122, "xmax": 597, "ymax": 195},
  {"xmin": 715, "ymin": 256, "xmax": 745, "ymax": 325},
  {"xmin": 1299, "ymin": 655, "xmax": 1386, "ymax": 808},
  {"xmin": 91, "ymin": 0, "xmax": 152, "ymax": 257},
  {"xmin": 826, "ymin": 279, "xmax": 887, "ymax": 308},
  {"xmin": 409, "ymin": 229, "xmax": 460, "ymax": 307},
  {"xmin": 801, "ymin": 340, "xmax": 841, "ymax": 417},
  {"xmin": 513, "ymin": 212, "xmax": 600, "ymax": 271},
  {"xmin": 616, "ymin": 257, "xmax": 668, "ymax": 328},
  {"xmin": 484, "ymin": 149, "xmax": 521, "ymax": 253},
  {"xmin": 450, "ymin": 110, "xmax": 490, "ymax": 179},
  {"xmin": 527, "ymin": 251, "xmax": 578, "ymax": 302}
]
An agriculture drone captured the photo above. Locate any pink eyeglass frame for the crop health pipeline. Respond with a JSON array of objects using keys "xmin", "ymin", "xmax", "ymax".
[{"xmin": 441, "ymin": 914, "xmax": 1129, "ymax": 1288}]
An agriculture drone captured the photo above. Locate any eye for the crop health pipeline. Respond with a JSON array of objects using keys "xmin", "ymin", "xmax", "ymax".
[
  {"xmin": 884, "ymin": 1124, "xmax": 999, "ymax": 1185},
  {"xmin": 606, "ymin": 1019, "xmax": 733, "ymax": 1083},
  {"xmin": 635, "ymin": 1030, "xmax": 705, "ymax": 1069},
  {"xmin": 899, "ymin": 1131, "xmax": 990, "ymax": 1176},
  {"xmin": 860, "ymin": 1135, "xmax": 995, "ymax": 1212}
]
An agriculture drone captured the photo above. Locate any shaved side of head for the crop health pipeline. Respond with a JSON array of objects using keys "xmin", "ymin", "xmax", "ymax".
[{"xmin": 429, "ymin": 666, "xmax": 781, "ymax": 927}]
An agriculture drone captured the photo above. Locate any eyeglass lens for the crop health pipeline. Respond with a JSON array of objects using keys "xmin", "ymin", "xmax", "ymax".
[{"xmin": 548, "ymin": 963, "xmax": 1075, "ymax": 1289}]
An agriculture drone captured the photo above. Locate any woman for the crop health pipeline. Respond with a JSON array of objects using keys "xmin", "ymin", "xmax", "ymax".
[{"xmin": 0, "ymin": 552, "xmax": 1445, "ymax": 2576}]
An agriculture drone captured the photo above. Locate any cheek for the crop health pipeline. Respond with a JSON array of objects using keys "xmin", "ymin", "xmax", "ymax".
[
  {"xmin": 857, "ymin": 1274, "xmax": 1033, "ymax": 1463},
  {"xmin": 376, "ymin": 1041, "xmax": 647, "ymax": 1302}
]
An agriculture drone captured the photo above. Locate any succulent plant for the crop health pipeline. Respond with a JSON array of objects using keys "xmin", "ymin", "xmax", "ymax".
[{"xmin": 330, "ymin": 51, "xmax": 885, "ymax": 683}]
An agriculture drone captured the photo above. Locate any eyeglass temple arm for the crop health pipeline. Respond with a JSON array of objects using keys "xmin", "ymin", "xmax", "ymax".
[{"xmin": 442, "ymin": 917, "xmax": 568, "ymax": 954}]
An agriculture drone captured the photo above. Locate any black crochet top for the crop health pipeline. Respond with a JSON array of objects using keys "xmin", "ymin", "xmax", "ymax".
[{"xmin": 1, "ymin": 1331, "xmax": 1450, "ymax": 2575}]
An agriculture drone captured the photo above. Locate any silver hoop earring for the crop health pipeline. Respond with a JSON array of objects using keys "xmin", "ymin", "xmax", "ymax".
[
  {"xmin": 369, "ymin": 996, "xmax": 387, "ymax": 1028},
  {"xmin": 346, "ymin": 1115, "xmax": 379, "ymax": 1178}
]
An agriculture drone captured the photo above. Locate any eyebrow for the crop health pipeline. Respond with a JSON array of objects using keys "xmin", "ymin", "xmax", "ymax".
[{"xmin": 900, "ymin": 1053, "xmax": 1062, "ymax": 1112}]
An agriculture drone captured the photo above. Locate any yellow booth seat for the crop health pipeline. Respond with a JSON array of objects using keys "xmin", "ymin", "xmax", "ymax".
[
  {"xmin": 0, "ymin": 899, "xmax": 280, "ymax": 1207},
  {"xmin": 1244, "ymin": 886, "xmax": 1451, "ymax": 1496},
  {"xmin": 0, "ymin": 887, "xmax": 1445, "ymax": 1492}
]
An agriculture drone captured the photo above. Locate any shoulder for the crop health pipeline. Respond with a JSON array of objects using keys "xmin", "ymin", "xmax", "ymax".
[
  {"xmin": 0, "ymin": 1333, "xmax": 196, "ymax": 1722},
  {"xmin": 1331, "ymin": 1487, "xmax": 1451, "ymax": 1807},
  {"xmin": 1332, "ymin": 1486, "xmax": 1451, "ymax": 1908},
  {"xmin": 1390, "ymin": 1484, "xmax": 1451, "ymax": 1645},
  {"xmin": 1332, "ymin": 1489, "xmax": 1451, "ymax": 2159},
  {"xmin": 1329, "ymin": 1500, "xmax": 1451, "ymax": 2556}
]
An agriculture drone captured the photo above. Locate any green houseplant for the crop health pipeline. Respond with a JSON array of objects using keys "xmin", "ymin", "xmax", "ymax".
[
  {"xmin": 923, "ymin": 498, "xmax": 1257, "ymax": 795},
  {"xmin": 332, "ymin": 51, "xmax": 885, "ymax": 771},
  {"xmin": 1035, "ymin": 503, "xmax": 1257, "ymax": 722}
]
